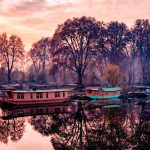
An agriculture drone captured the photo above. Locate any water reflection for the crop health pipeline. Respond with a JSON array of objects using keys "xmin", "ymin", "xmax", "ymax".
[
  {"xmin": 0, "ymin": 117, "xmax": 25, "ymax": 143},
  {"xmin": 0, "ymin": 99, "xmax": 150, "ymax": 150}
]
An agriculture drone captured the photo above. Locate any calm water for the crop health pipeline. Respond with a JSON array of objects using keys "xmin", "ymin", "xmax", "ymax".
[{"xmin": 0, "ymin": 98, "xmax": 150, "ymax": 150}]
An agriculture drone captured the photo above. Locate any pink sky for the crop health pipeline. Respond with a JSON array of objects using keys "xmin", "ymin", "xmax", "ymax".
[{"xmin": 0, "ymin": 0, "xmax": 150, "ymax": 51}]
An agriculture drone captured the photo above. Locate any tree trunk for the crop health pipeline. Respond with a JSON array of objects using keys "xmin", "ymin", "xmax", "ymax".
[
  {"xmin": 8, "ymin": 71, "xmax": 11, "ymax": 83},
  {"xmin": 140, "ymin": 57, "xmax": 144, "ymax": 84},
  {"xmin": 77, "ymin": 72, "xmax": 83, "ymax": 90}
]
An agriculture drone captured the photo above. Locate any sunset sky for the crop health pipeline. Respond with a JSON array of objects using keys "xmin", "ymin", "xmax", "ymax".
[{"xmin": 0, "ymin": 0, "xmax": 150, "ymax": 51}]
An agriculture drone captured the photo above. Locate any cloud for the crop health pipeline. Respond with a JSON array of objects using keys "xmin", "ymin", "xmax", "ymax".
[
  {"xmin": 0, "ymin": 0, "xmax": 48, "ymax": 17},
  {"xmin": 0, "ymin": 0, "xmax": 149, "ymax": 51}
]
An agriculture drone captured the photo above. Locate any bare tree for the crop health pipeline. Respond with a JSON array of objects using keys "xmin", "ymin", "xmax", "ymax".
[
  {"xmin": 29, "ymin": 37, "xmax": 51, "ymax": 82},
  {"xmin": 51, "ymin": 16, "xmax": 101, "ymax": 88},
  {"xmin": 0, "ymin": 33, "xmax": 24, "ymax": 83},
  {"xmin": 130, "ymin": 19, "xmax": 150, "ymax": 84},
  {"xmin": 105, "ymin": 21, "xmax": 130, "ymax": 65}
]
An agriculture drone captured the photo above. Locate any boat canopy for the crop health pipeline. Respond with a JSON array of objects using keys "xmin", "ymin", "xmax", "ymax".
[{"xmin": 101, "ymin": 87, "xmax": 121, "ymax": 92}]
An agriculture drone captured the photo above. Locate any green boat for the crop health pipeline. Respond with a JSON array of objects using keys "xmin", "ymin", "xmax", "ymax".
[{"xmin": 87, "ymin": 87, "xmax": 121, "ymax": 100}]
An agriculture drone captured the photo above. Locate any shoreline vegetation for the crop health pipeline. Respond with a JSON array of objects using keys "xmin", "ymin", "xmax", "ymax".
[{"xmin": 0, "ymin": 17, "xmax": 149, "ymax": 88}]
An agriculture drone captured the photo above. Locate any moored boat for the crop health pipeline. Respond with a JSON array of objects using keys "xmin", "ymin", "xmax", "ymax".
[
  {"xmin": 86, "ymin": 87, "xmax": 121, "ymax": 100},
  {"xmin": 127, "ymin": 86, "xmax": 150, "ymax": 98},
  {"xmin": 0, "ymin": 88, "xmax": 74, "ymax": 105}
]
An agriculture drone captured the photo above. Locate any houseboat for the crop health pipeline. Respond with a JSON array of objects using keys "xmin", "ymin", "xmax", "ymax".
[
  {"xmin": 127, "ymin": 86, "xmax": 150, "ymax": 98},
  {"xmin": 0, "ymin": 88, "xmax": 74, "ymax": 105},
  {"xmin": 86, "ymin": 87, "xmax": 121, "ymax": 100}
]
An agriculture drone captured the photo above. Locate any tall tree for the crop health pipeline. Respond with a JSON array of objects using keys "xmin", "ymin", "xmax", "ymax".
[
  {"xmin": 0, "ymin": 66, "xmax": 7, "ymax": 83},
  {"xmin": 51, "ymin": 16, "xmax": 101, "ymax": 88},
  {"xmin": 29, "ymin": 37, "xmax": 51, "ymax": 82},
  {"xmin": 131, "ymin": 19, "xmax": 150, "ymax": 84},
  {"xmin": 105, "ymin": 21, "xmax": 130, "ymax": 65},
  {"xmin": 0, "ymin": 33, "xmax": 24, "ymax": 83}
]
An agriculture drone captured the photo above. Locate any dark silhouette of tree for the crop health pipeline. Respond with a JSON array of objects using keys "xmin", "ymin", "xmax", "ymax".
[
  {"xmin": 29, "ymin": 37, "xmax": 51, "ymax": 82},
  {"xmin": 105, "ymin": 21, "xmax": 130, "ymax": 65},
  {"xmin": 49, "ymin": 63, "xmax": 60, "ymax": 84},
  {"xmin": 0, "ymin": 33, "xmax": 24, "ymax": 83},
  {"xmin": 130, "ymin": 19, "xmax": 150, "ymax": 84},
  {"xmin": 95, "ymin": 23, "xmax": 108, "ymax": 64},
  {"xmin": 51, "ymin": 16, "xmax": 101, "ymax": 88},
  {"xmin": 0, "ymin": 67, "xmax": 7, "ymax": 84}
]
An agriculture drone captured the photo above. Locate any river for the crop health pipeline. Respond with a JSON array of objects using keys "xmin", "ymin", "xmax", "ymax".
[{"xmin": 0, "ymin": 98, "xmax": 150, "ymax": 150}]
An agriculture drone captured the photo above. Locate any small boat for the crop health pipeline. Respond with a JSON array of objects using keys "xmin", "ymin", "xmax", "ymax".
[
  {"xmin": 127, "ymin": 86, "xmax": 150, "ymax": 98},
  {"xmin": 86, "ymin": 87, "xmax": 121, "ymax": 100}
]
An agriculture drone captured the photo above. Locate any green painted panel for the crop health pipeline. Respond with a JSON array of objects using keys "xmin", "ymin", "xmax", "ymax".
[
  {"xmin": 101, "ymin": 87, "xmax": 121, "ymax": 92},
  {"xmin": 102, "ymin": 104, "xmax": 121, "ymax": 108}
]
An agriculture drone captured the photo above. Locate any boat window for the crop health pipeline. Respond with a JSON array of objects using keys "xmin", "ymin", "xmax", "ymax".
[
  {"xmin": 36, "ymin": 109, "xmax": 39, "ymax": 113},
  {"xmin": 40, "ymin": 109, "xmax": 43, "ymax": 114},
  {"xmin": 36, "ymin": 93, "xmax": 39, "ymax": 98},
  {"xmin": 88, "ymin": 90, "xmax": 92, "ymax": 94},
  {"xmin": 55, "ymin": 107, "xmax": 60, "ymax": 113},
  {"xmin": 40, "ymin": 93, "xmax": 43, "ymax": 98},
  {"xmin": 63, "ymin": 92, "xmax": 65, "ymax": 97},
  {"xmin": 31, "ymin": 109, "xmax": 33, "ymax": 114},
  {"xmin": 63, "ymin": 107, "xmax": 65, "ymax": 112},
  {"xmin": 17, "ymin": 93, "xmax": 24, "ymax": 99},
  {"xmin": 31, "ymin": 93, "xmax": 33, "ymax": 99},
  {"xmin": 55, "ymin": 92, "xmax": 60, "ymax": 97},
  {"xmin": 36, "ymin": 93, "xmax": 43, "ymax": 98},
  {"xmin": 46, "ymin": 92, "xmax": 48, "ymax": 98},
  {"xmin": 46, "ymin": 108, "xmax": 48, "ymax": 113}
]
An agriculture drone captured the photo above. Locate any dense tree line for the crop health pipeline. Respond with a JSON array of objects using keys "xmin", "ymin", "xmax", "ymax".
[{"xmin": 0, "ymin": 17, "xmax": 150, "ymax": 86}]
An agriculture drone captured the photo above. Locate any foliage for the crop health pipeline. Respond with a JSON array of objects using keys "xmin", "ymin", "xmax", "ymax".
[
  {"xmin": 102, "ymin": 64, "xmax": 122, "ymax": 86},
  {"xmin": 130, "ymin": 19, "xmax": 150, "ymax": 84},
  {"xmin": 105, "ymin": 21, "xmax": 130, "ymax": 65},
  {"xmin": 0, "ymin": 33, "xmax": 24, "ymax": 83},
  {"xmin": 28, "ymin": 37, "xmax": 51, "ymax": 81},
  {"xmin": 51, "ymin": 16, "xmax": 102, "ymax": 87},
  {"xmin": 0, "ymin": 18, "xmax": 150, "ymax": 85}
]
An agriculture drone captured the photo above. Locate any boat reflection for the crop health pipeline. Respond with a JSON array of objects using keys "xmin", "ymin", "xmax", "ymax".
[
  {"xmin": 1, "ymin": 103, "xmax": 74, "ymax": 120},
  {"xmin": 0, "ymin": 99, "xmax": 149, "ymax": 149}
]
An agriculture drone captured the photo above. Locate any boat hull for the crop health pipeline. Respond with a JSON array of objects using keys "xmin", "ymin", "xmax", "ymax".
[
  {"xmin": 0, "ymin": 99, "xmax": 68, "ymax": 106},
  {"xmin": 88, "ymin": 94, "xmax": 121, "ymax": 100}
]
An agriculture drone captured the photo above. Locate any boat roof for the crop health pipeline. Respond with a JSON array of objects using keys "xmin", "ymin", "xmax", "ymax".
[
  {"xmin": 133, "ymin": 85, "xmax": 150, "ymax": 89},
  {"xmin": 101, "ymin": 87, "xmax": 121, "ymax": 92},
  {"xmin": 12, "ymin": 88, "xmax": 74, "ymax": 93},
  {"xmin": 86, "ymin": 87, "xmax": 121, "ymax": 91}
]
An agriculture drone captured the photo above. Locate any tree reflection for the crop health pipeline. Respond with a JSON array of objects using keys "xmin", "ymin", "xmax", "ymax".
[
  {"xmin": 29, "ymin": 101, "xmax": 150, "ymax": 150},
  {"xmin": 29, "ymin": 115, "xmax": 61, "ymax": 136},
  {"xmin": 0, "ymin": 117, "xmax": 25, "ymax": 143},
  {"xmin": 130, "ymin": 103, "xmax": 150, "ymax": 149}
]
